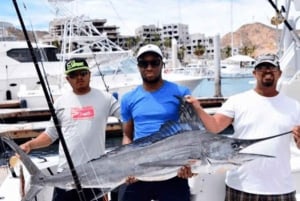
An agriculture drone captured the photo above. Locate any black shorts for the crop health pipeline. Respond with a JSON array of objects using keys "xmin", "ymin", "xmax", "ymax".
[
  {"xmin": 52, "ymin": 187, "xmax": 103, "ymax": 201},
  {"xmin": 119, "ymin": 177, "xmax": 190, "ymax": 201}
]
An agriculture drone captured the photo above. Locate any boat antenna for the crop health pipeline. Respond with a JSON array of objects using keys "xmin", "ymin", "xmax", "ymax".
[
  {"xmin": 267, "ymin": 0, "xmax": 300, "ymax": 47},
  {"xmin": 230, "ymin": 0, "xmax": 234, "ymax": 57},
  {"xmin": 28, "ymin": 17, "xmax": 55, "ymax": 103},
  {"xmin": 11, "ymin": 1, "xmax": 86, "ymax": 201},
  {"xmin": 92, "ymin": 53, "xmax": 110, "ymax": 92}
]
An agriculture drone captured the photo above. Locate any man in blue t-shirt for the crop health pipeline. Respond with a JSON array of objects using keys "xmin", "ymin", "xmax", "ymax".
[{"xmin": 120, "ymin": 44, "xmax": 192, "ymax": 201}]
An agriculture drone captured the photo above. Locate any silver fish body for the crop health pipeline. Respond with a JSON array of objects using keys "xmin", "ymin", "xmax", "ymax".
[
  {"xmin": 1, "ymin": 127, "xmax": 289, "ymax": 201},
  {"xmin": 1, "ymin": 96, "xmax": 291, "ymax": 200}
]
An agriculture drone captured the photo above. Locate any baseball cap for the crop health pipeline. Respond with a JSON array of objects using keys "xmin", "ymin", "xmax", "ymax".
[
  {"xmin": 254, "ymin": 53, "xmax": 280, "ymax": 69},
  {"xmin": 65, "ymin": 58, "xmax": 89, "ymax": 74},
  {"xmin": 136, "ymin": 44, "xmax": 163, "ymax": 60}
]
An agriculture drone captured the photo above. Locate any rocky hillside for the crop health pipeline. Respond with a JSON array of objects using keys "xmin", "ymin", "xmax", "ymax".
[
  {"xmin": 221, "ymin": 22, "xmax": 279, "ymax": 57},
  {"xmin": 6, "ymin": 27, "xmax": 49, "ymax": 42}
]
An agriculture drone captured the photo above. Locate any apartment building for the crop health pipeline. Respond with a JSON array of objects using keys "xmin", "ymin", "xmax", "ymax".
[
  {"xmin": 135, "ymin": 25, "xmax": 161, "ymax": 44},
  {"xmin": 45, "ymin": 17, "xmax": 135, "ymax": 50},
  {"xmin": 135, "ymin": 23, "xmax": 215, "ymax": 60},
  {"xmin": 161, "ymin": 23, "xmax": 190, "ymax": 45},
  {"xmin": 44, "ymin": 17, "xmax": 215, "ymax": 58},
  {"xmin": 185, "ymin": 33, "xmax": 215, "ymax": 59}
]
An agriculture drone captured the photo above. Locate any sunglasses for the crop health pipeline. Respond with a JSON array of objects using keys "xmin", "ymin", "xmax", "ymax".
[
  {"xmin": 138, "ymin": 59, "xmax": 161, "ymax": 68},
  {"xmin": 255, "ymin": 66, "xmax": 280, "ymax": 72},
  {"xmin": 68, "ymin": 70, "xmax": 89, "ymax": 79}
]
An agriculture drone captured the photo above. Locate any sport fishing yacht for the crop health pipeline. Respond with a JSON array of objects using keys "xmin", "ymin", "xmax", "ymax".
[{"xmin": 0, "ymin": 16, "xmax": 206, "ymax": 108}]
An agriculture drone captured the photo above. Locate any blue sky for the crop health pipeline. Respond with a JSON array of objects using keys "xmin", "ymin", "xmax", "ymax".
[{"xmin": 0, "ymin": 0, "xmax": 289, "ymax": 37}]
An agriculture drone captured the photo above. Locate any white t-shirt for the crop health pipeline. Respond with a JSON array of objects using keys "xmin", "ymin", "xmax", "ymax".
[
  {"xmin": 218, "ymin": 89, "xmax": 300, "ymax": 194},
  {"xmin": 46, "ymin": 88, "xmax": 120, "ymax": 171}
]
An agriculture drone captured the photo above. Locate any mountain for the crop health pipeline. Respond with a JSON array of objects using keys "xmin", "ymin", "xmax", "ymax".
[
  {"xmin": 5, "ymin": 27, "xmax": 49, "ymax": 42},
  {"xmin": 221, "ymin": 22, "xmax": 279, "ymax": 57}
]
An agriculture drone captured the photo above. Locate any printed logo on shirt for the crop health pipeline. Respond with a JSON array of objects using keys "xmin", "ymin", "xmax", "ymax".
[{"xmin": 71, "ymin": 106, "xmax": 95, "ymax": 120}]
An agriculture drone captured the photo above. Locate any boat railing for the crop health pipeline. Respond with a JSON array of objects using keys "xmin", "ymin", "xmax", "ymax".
[{"xmin": 163, "ymin": 66, "xmax": 214, "ymax": 78}]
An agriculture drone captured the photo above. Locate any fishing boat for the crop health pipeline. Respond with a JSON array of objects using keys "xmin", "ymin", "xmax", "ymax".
[
  {"xmin": 220, "ymin": 54, "xmax": 255, "ymax": 78},
  {"xmin": 0, "ymin": 15, "xmax": 207, "ymax": 108},
  {"xmin": 0, "ymin": 41, "xmax": 64, "ymax": 103}
]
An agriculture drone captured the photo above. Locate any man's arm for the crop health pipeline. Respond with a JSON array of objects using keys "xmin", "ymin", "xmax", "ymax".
[
  {"xmin": 20, "ymin": 132, "xmax": 53, "ymax": 153},
  {"xmin": 186, "ymin": 96, "xmax": 233, "ymax": 134},
  {"xmin": 122, "ymin": 120, "xmax": 134, "ymax": 145}
]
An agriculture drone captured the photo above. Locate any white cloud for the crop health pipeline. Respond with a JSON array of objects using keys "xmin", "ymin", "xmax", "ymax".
[{"xmin": 1, "ymin": 0, "xmax": 292, "ymax": 37}]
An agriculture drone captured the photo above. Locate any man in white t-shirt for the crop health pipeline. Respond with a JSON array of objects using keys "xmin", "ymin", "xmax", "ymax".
[
  {"xmin": 187, "ymin": 53, "xmax": 300, "ymax": 201},
  {"xmin": 20, "ymin": 58, "xmax": 120, "ymax": 201}
]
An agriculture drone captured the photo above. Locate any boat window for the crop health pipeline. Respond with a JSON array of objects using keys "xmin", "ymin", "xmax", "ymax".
[
  {"xmin": 7, "ymin": 47, "xmax": 59, "ymax": 62},
  {"xmin": 44, "ymin": 47, "xmax": 59, "ymax": 61}
]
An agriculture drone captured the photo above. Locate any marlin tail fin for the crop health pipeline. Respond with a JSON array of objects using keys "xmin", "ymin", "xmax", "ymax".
[{"xmin": 2, "ymin": 137, "xmax": 45, "ymax": 201}]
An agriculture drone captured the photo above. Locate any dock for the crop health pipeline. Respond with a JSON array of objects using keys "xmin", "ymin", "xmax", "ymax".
[
  {"xmin": 0, "ymin": 107, "xmax": 122, "ymax": 140},
  {"xmin": 198, "ymin": 97, "xmax": 227, "ymax": 108},
  {"xmin": 0, "ymin": 100, "xmax": 23, "ymax": 109},
  {"xmin": 0, "ymin": 97, "xmax": 226, "ymax": 141}
]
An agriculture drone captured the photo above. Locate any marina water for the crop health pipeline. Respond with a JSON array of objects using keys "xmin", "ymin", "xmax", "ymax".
[{"xmin": 192, "ymin": 77, "xmax": 254, "ymax": 97}]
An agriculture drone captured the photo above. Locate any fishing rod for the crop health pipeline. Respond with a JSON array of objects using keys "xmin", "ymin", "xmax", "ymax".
[
  {"xmin": 11, "ymin": 1, "xmax": 86, "ymax": 201},
  {"xmin": 267, "ymin": 0, "xmax": 300, "ymax": 47}
]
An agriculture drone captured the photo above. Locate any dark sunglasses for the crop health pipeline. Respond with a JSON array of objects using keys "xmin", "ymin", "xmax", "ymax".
[
  {"xmin": 138, "ymin": 59, "xmax": 161, "ymax": 68},
  {"xmin": 255, "ymin": 66, "xmax": 279, "ymax": 72},
  {"xmin": 68, "ymin": 70, "xmax": 89, "ymax": 79}
]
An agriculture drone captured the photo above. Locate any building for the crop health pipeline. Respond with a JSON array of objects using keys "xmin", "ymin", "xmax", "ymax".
[
  {"xmin": 44, "ymin": 16, "xmax": 135, "ymax": 51},
  {"xmin": 185, "ymin": 33, "xmax": 215, "ymax": 60},
  {"xmin": 135, "ymin": 25, "xmax": 161, "ymax": 44},
  {"xmin": 161, "ymin": 23, "xmax": 190, "ymax": 45}
]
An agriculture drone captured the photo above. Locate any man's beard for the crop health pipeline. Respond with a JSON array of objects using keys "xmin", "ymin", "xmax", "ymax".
[
  {"xmin": 261, "ymin": 75, "xmax": 275, "ymax": 87},
  {"xmin": 142, "ymin": 74, "xmax": 162, "ymax": 84}
]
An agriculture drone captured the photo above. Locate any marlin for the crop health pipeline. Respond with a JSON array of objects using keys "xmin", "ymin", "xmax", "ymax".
[{"xmin": 1, "ymin": 97, "xmax": 292, "ymax": 201}]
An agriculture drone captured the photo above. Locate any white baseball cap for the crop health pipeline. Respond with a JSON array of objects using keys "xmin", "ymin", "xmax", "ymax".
[{"xmin": 136, "ymin": 44, "xmax": 163, "ymax": 59}]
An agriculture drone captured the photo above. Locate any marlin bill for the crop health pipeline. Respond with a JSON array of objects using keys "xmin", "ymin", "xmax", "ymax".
[{"xmin": 1, "ymin": 97, "xmax": 292, "ymax": 201}]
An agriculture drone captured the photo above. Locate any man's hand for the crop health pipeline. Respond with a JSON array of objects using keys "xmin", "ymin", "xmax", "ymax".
[
  {"xmin": 293, "ymin": 125, "xmax": 300, "ymax": 149},
  {"xmin": 20, "ymin": 142, "xmax": 31, "ymax": 154},
  {"xmin": 177, "ymin": 165, "xmax": 197, "ymax": 179},
  {"xmin": 125, "ymin": 176, "xmax": 138, "ymax": 184}
]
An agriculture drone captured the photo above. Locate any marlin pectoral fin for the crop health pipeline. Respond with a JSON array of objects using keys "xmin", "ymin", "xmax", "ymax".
[{"xmin": 139, "ymin": 159, "xmax": 197, "ymax": 167}]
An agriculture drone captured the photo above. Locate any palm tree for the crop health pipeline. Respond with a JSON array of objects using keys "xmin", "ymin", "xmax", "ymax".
[
  {"xmin": 222, "ymin": 45, "xmax": 232, "ymax": 58},
  {"xmin": 178, "ymin": 46, "xmax": 186, "ymax": 62},
  {"xmin": 193, "ymin": 44, "xmax": 205, "ymax": 59},
  {"xmin": 240, "ymin": 45, "xmax": 256, "ymax": 57},
  {"xmin": 163, "ymin": 38, "xmax": 172, "ymax": 49}
]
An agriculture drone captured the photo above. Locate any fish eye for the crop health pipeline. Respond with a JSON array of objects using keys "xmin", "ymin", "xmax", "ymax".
[{"xmin": 231, "ymin": 142, "xmax": 240, "ymax": 150}]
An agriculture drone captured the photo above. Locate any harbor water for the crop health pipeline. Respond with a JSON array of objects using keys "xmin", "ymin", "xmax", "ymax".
[{"xmin": 192, "ymin": 77, "xmax": 254, "ymax": 97}]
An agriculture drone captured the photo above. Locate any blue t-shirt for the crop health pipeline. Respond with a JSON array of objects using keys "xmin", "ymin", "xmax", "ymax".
[{"xmin": 121, "ymin": 80, "xmax": 191, "ymax": 140}]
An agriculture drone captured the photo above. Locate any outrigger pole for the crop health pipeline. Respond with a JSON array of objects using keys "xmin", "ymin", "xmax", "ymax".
[
  {"xmin": 267, "ymin": 0, "xmax": 300, "ymax": 47},
  {"xmin": 11, "ymin": 1, "xmax": 87, "ymax": 201}
]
